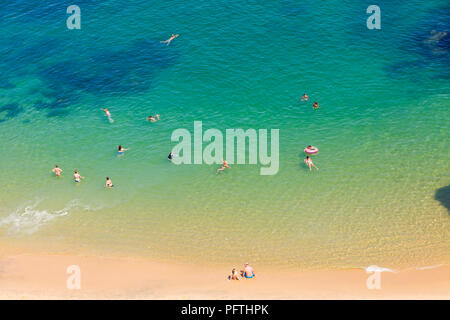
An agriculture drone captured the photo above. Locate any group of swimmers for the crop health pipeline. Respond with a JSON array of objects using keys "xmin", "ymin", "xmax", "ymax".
[
  {"xmin": 227, "ymin": 262, "xmax": 256, "ymax": 281},
  {"xmin": 300, "ymin": 93, "xmax": 319, "ymax": 109},
  {"xmin": 52, "ymin": 165, "xmax": 115, "ymax": 188},
  {"xmin": 300, "ymin": 93, "xmax": 321, "ymax": 170}
]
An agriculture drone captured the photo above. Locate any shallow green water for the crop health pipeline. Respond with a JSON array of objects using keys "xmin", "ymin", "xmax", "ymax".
[{"xmin": 0, "ymin": 1, "xmax": 449, "ymax": 269}]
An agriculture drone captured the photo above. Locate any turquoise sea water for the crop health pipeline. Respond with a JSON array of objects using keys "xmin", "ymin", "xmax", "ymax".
[{"xmin": 0, "ymin": 1, "xmax": 449, "ymax": 269}]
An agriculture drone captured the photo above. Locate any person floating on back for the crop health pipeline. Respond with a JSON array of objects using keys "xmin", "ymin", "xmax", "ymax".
[
  {"xmin": 304, "ymin": 156, "xmax": 319, "ymax": 171},
  {"xmin": 73, "ymin": 170, "xmax": 84, "ymax": 183},
  {"xmin": 217, "ymin": 159, "xmax": 231, "ymax": 173},
  {"xmin": 160, "ymin": 34, "xmax": 179, "ymax": 46},
  {"xmin": 105, "ymin": 177, "xmax": 113, "ymax": 188},
  {"xmin": 52, "ymin": 165, "xmax": 63, "ymax": 177}
]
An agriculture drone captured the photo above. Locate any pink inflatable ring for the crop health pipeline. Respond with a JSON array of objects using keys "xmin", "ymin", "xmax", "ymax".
[{"xmin": 304, "ymin": 146, "xmax": 319, "ymax": 154}]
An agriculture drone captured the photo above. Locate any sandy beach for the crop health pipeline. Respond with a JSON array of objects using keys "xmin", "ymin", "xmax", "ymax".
[{"xmin": 1, "ymin": 248, "xmax": 449, "ymax": 300}]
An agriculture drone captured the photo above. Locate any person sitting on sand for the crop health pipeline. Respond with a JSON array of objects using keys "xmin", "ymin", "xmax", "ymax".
[
  {"xmin": 312, "ymin": 102, "xmax": 319, "ymax": 109},
  {"xmin": 160, "ymin": 34, "xmax": 179, "ymax": 46},
  {"xmin": 117, "ymin": 145, "xmax": 128, "ymax": 155},
  {"xmin": 105, "ymin": 177, "xmax": 113, "ymax": 188},
  {"xmin": 217, "ymin": 159, "xmax": 231, "ymax": 173},
  {"xmin": 52, "ymin": 165, "xmax": 63, "ymax": 177},
  {"xmin": 240, "ymin": 262, "xmax": 256, "ymax": 279},
  {"xmin": 304, "ymin": 156, "xmax": 319, "ymax": 171},
  {"xmin": 73, "ymin": 170, "xmax": 84, "ymax": 183},
  {"xmin": 228, "ymin": 268, "xmax": 240, "ymax": 281},
  {"xmin": 301, "ymin": 93, "xmax": 309, "ymax": 101}
]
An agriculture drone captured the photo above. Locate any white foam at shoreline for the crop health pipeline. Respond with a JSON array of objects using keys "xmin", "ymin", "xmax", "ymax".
[
  {"xmin": 0, "ymin": 199, "xmax": 94, "ymax": 235},
  {"xmin": 365, "ymin": 265, "xmax": 395, "ymax": 273}
]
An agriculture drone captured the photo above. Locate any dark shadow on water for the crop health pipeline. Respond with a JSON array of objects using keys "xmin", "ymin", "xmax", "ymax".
[
  {"xmin": 386, "ymin": 4, "xmax": 450, "ymax": 80},
  {"xmin": 280, "ymin": 0, "xmax": 308, "ymax": 17},
  {"xmin": 435, "ymin": 185, "xmax": 450, "ymax": 213},
  {"xmin": 0, "ymin": 103, "xmax": 24, "ymax": 122},
  {"xmin": 0, "ymin": 79, "xmax": 15, "ymax": 89},
  {"xmin": 35, "ymin": 40, "xmax": 178, "ymax": 117},
  {"xmin": 39, "ymin": 40, "xmax": 177, "ymax": 97}
]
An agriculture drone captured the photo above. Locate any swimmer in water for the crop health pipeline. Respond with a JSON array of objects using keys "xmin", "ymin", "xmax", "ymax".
[
  {"xmin": 304, "ymin": 156, "xmax": 319, "ymax": 171},
  {"xmin": 312, "ymin": 102, "xmax": 319, "ymax": 109},
  {"xmin": 52, "ymin": 165, "xmax": 63, "ymax": 177},
  {"xmin": 117, "ymin": 145, "xmax": 128, "ymax": 155},
  {"xmin": 147, "ymin": 114, "xmax": 160, "ymax": 122},
  {"xmin": 160, "ymin": 34, "xmax": 179, "ymax": 46},
  {"xmin": 102, "ymin": 108, "xmax": 114, "ymax": 123},
  {"xmin": 301, "ymin": 93, "xmax": 309, "ymax": 101},
  {"xmin": 105, "ymin": 177, "xmax": 113, "ymax": 188},
  {"xmin": 102, "ymin": 108, "xmax": 111, "ymax": 117},
  {"xmin": 217, "ymin": 159, "xmax": 231, "ymax": 173},
  {"xmin": 168, "ymin": 151, "xmax": 175, "ymax": 161},
  {"xmin": 73, "ymin": 170, "xmax": 84, "ymax": 182}
]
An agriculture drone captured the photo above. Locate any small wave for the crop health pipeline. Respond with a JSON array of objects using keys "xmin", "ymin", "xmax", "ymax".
[
  {"xmin": 365, "ymin": 265, "xmax": 395, "ymax": 273},
  {"xmin": 0, "ymin": 199, "xmax": 93, "ymax": 235},
  {"xmin": 416, "ymin": 264, "xmax": 443, "ymax": 270}
]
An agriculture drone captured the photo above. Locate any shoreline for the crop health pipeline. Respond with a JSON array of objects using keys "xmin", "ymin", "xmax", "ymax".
[{"xmin": 1, "ymin": 248, "xmax": 449, "ymax": 299}]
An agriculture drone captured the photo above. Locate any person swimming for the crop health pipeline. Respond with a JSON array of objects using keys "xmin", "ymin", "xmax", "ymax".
[
  {"xmin": 102, "ymin": 108, "xmax": 114, "ymax": 122},
  {"xmin": 160, "ymin": 34, "xmax": 179, "ymax": 46},
  {"xmin": 147, "ymin": 114, "xmax": 160, "ymax": 122},
  {"xmin": 168, "ymin": 151, "xmax": 175, "ymax": 161},
  {"xmin": 217, "ymin": 159, "xmax": 231, "ymax": 173},
  {"xmin": 105, "ymin": 177, "xmax": 113, "ymax": 188},
  {"xmin": 117, "ymin": 145, "xmax": 128, "ymax": 155},
  {"xmin": 304, "ymin": 156, "xmax": 319, "ymax": 171},
  {"xmin": 312, "ymin": 102, "xmax": 319, "ymax": 109},
  {"xmin": 240, "ymin": 263, "xmax": 256, "ymax": 279},
  {"xmin": 73, "ymin": 170, "xmax": 84, "ymax": 182},
  {"xmin": 301, "ymin": 93, "xmax": 309, "ymax": 101},
  {"xmin": 52, "ymin": 165, "xmax": 63, "ymax": 177}
]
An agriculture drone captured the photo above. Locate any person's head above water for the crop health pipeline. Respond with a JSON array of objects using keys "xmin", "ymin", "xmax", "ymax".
[
  {"xmin": 118, "ymin": 145, "xmax": 122, "ymax": 150},
  {"xmin": 55, "ymin": 164, "xmax": 59, "ymax": 168},
  {"xmin": 106, "ymin": 177, "xmax": 110, "ymax": 180}
]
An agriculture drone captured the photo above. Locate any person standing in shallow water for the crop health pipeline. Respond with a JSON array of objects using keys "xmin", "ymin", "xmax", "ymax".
[
  {"xmin": 217, "ymin": 159, "xmax": 231, "ymax": 173},
  {"xmin": 52, "ymin": 165, "xmax": 63, "ymax": 177},
  {"xmin": 105, "ymin": 177, "xmax": 113, "ymax": 188},
  {"xmin": 73, "ymin": 170, "xmax": 84, "ymax": 183}
]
